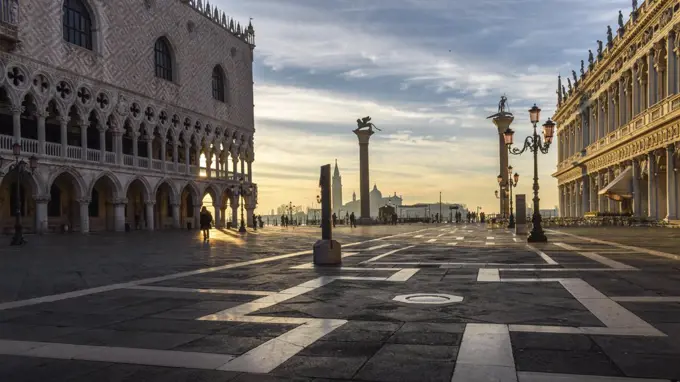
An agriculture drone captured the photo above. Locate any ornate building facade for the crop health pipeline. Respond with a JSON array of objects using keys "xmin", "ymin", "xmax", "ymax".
[
  {"xmin": 553, "ymin": 0, "xmax": 680, "ymax": 222},
  {"xmin": 0, "ymin": 0, "xmax": 257, "ymax": 233}
]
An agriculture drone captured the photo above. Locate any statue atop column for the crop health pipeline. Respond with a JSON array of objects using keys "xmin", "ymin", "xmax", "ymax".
[
  {"xmin": 588, "ymin": 50, "xmax": 594, "ymax": 69},
  {"xmin": 567, "ymin": 78, "xmax": 573, "ymax": 93},
  {"xmin": 487, "ymin": 95, "xmax": 513, "ymax": 119},
  {"xmin": 572, "ymin": 70, "xmax": 578, "ymax": 87},
  {"xmin": 355, "ymin": 116, "xmax": 381, "ymax": 133},
  {"xmin": 607, "ymin": 26, "xmax": 613, "ymax": 47}
]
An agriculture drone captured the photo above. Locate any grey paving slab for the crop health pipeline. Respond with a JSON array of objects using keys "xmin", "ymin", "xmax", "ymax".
[
  {"xmin": 0, "ymin": 224, "xmax": 678, "ymax": 380},
  {"xmin": 273, "ymin": 355, "xmax": 368, "ymax": 379}
]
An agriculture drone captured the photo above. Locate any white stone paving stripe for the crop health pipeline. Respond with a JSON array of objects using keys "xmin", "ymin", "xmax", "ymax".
[
  {"xmin": 0, "ymin": 339, "xmax": 235, "ymax": 370},
  {"xmin": 0, "ymin": 231, "xmax": 419, "ymax": 311},
  {"xmin": 553, "ymin": 243, "xmax": 637, "ymax": 270},
  {"xmin": 361, "ymin": 245, "xmax": 417, "ymax": 263},
  {"xmin": 219, "ymin": 320, "xmax": 347, "ymax": 373},
  {"xmin": 477, "ymin": 268, "xmax": 500, "ymax": 282},
  {"xmin": 518, "ymin": 371, "xmax": 671, "ymax": 382},
  {"xmin": 437, "ymin": 233, "xmax": 446, "ymax": 237},
  {"xmin": 385, "ymin": 268, "xmax": 420, "ymax": 282},
  {"xmin": 414, "ymin": 235, "xmax": 424, "ymax": 238},
  {"xmin": 447, "ymin": 242, "xmax": 458, "ymax": 246},
  {"xmin": 611, "ymin": 296, "xmax": 680, "ymax": 303},
  {"xmin": 548, "ymin": 229, "xmax": 680, "ymax": 261},
  {"xmin": 452, "ymin": 324, "xmax": 517, "ymax": 382},
  {"xmin": 365, "ymin": 243, "xmax": 392, "ymax": 251},
  {"xmin": 125, "ymin": 286, "xmax": 273, "ymax": 296},
  {"xmin": 527, "ymin": 244, "xmax": 558, "ymax": 265},
  {"xmin": 427, "ymin": 239, "xmax": 437, "ymax": 243},
  {"xmin": 559, "ymin": 279, "xmax": 663, "ymax": 332}
]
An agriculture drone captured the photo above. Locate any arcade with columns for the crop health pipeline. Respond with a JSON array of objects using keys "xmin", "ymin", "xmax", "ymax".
[
  {"xmin": 0, "ymin": 63, "xmax": 258, "ymax": 234},
  {"xmin": 553, "ymin": 0, "xmax": 680, "ymax": 222}
]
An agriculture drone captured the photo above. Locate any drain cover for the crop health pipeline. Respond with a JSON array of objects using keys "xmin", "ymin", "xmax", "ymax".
[{"xmin": 393, "ymin": 293, "xmax": 463, "ymax": 305}]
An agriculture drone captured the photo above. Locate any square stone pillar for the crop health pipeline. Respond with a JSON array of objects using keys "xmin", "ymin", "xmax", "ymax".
[{"xmin": 145, "ymin": 201, "xmax": 155, "ymax": 231}]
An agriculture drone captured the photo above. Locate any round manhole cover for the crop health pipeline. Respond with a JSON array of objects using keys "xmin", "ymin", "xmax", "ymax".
[{"xmin": 393, "ymin": 293, "xmax": 463, "ymax": 305}]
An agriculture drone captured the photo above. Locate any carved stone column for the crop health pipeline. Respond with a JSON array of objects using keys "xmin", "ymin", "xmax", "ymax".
[
  {"xmin": 666, "ymin": 144, "xmax": 677, "ymax": 221},
  {"xmin": 79, "ymin": 198, "xmax": 90, "ymax": 233},
  {"xmin": 145, "ymin": 201, "xmax": 155, "ymax": 231},
  {"xmin": 648, "ymin": 51, "xmax": 656, "ymax": 107},
  {"xmin": 34, "ymin": 195, "xmax": 49, "ymax": 234},
  {"xmin": 132, "ymin": 130, "xmax": 139, "ymax": 167},
  {"xmin": 632, "ymin": 159, "xmax": 642, "ymax": 217},
  {"xmin": 631, "ymin": 64, "xmax": 639, "ymax": 116},
  {"xmin": 113, "ymin": 198, "xmax": 127, "ymax": 232},
  {"xmin": 146, "ymin": 134, "xmax": 153, "ymax": 169},
  {"xmin": 667, "ymin": 34, "xmax": 676, "ymax": 96},
  {"xmin": 80, "ymin": 122, "xmax": 88, "ymax": 160},
  {"xmin": 648, "ymin": 151, "xmax": 658, "ymax": 219},
  {"xmin": 99, "ymin": 128, "xmax": 106, "ymax": 164},
  {"xmin": 60, "ymin": 116, "xmax": 68, "ymax": 158},
  {"xmin": 36, "ymin": 109, "xmax": 47, "ymax": 156},
  {"xmin": 12, "ymin": 105, "xmax": 22, "ymax": 143}
]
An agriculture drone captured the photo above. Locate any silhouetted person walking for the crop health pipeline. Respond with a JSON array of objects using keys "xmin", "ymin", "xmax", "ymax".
[
  {"xmin": 349, "ymin": 212, "xmax": 357, "ymax": 228},
  {"xmin": 332, "ymin": 213, "xmax": 337, "ymax": 228},
  {"xmin": 200, "ymin": 206, "xmax": 213, "ymax": 242}
]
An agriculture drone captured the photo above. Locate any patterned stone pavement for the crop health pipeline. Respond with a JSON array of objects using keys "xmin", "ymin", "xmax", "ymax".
[{"xmin": 0, "ymin": 224, "xmax": 679, "ymax": 381}]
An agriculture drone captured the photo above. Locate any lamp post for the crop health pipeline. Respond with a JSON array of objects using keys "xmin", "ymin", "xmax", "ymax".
[
  {"xmin": 507, "ymin": 166, "xmax": 519, "ymax": 229},
  {"xmin": 503, "ymin": 104, "xmax": 555, "ymax": 243},
  {"xmin": 230, "ymin": 176, "xmax": 252, "ymax": 234},
  {"xmin": 4, "ymin": 143, "xmax": 38, "ymax": 246}
]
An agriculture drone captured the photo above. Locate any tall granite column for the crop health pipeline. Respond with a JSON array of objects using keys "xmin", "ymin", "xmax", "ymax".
[
  {"xmin": 492, "ymin": 113, "xmax": 514, "ymax": 217},
  {"xmin": 353, "ymin": 128, "xmax": 374, "ymax": 223}
]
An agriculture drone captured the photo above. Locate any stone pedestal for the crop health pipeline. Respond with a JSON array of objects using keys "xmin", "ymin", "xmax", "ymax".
[
  {"xmin": 354, "ymin": 128, "xmax": 374, "ymax": 221},
  {"xmin": 313, "ymin": 239, "xmax": 342, "ymax": 265},
  {"xmin": 314, "ymin": 164, "xmax": 342, "ymax": 265},
  {"xmin": 515, "ymin": 194, "xmax": 527, "ymax": 235},
  {"xmin": 492, "ymin": 113, "xmax": 514, "ymax": 217}
]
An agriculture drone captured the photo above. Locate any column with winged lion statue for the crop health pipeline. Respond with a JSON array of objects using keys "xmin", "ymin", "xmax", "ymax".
[{"xmin": 353, "ymin": 116, "xmax": 380, "ymax": 224}]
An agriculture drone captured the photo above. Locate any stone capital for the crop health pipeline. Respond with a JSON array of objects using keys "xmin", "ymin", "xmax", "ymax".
[
  {"xmin": 144, "ymin": 200, "xmax": 156, "ymax": 206},
  {"xmin": 491, "ymin": 114, "xmax": 514, "ymax": 134},
  {"xmin": 77, "ymin": 198, "xmax": 91, "ymax": 205},
  {"xmin": 353, "ymin": 128, "xmax": 375, "ymax": 144}
]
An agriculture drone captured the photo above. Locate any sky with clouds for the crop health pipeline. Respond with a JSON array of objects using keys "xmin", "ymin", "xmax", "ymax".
[{"xmin": 215, "ymin": 0, "xmax": 634, "ymax": 215}]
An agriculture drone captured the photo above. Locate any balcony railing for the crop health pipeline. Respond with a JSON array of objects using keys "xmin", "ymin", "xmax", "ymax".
[{"xmin": 0, "ymin": 134, "xmax": 235, "ymax": 181}]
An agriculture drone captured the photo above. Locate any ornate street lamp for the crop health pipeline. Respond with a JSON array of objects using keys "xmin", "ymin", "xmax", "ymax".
[
  {"xmin": 231, "ymin": 176, "xmax": 252, "ymax": 234},
  {"xmin": 3, "ymin": 143, "xmax": 38, "ymax": 246},
  {"xmin": 504, "ymin": 104, "xmax": 554, "ymax": 242},
  {"xmin": 507, "ymin": 166, "xmax": 519, "ymax": 229}
]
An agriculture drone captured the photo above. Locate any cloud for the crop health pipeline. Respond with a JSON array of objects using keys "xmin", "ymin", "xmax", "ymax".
[{"xmin": 206, "ymin": 0, "xmax": 621, "ymax": 213}]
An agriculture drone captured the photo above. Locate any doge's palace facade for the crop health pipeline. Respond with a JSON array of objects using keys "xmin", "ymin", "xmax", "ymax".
[
  {"xmin": 0, "ymin": 0, "xmax": 258, "ymax": 233},
  {"xmin": 553, "ymin": 0, "xmax": 680, "ymax": 223}
]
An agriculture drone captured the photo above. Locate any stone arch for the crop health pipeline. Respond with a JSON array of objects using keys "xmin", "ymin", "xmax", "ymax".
[
  {"xmin": 124, "ymin": 176, "xmax": 152, "ymax": 202},
  {"xmin": 87, "ymin": 171, "xmax": 123, "ymax": 199},
  {"xmin": 179, "ymin": 181, "xmax": 200, "ymax": 228},
  {"xmin": 202, "ymin": 184, "xmax": 219, "ymax": 202},
  {"xmin": 0, "ymin": 167, "xmax": 42, "ymax": 234},
  {"xmin": 46, "ymin": 168, "xmax": 87, "ymax": 232},
  {"xmin": 152, "ymin": 178, "xmax": 178, "ymax": 204},
  {"xmin": 46, "ymin": 167, "xmax": 86, "ymax": 199}
]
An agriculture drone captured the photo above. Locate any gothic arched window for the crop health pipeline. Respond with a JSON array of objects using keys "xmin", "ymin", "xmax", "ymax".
[
  {"xmin": 154, "ymin": 37, "xmax": 173, "ymax": 81},
  {"xmin": 212, "ymin": 66, "xmax": 225, "ymax": 102},
  {"xmin": 63, "ymin": 0, "xmax": 93, "ymax": 50}
]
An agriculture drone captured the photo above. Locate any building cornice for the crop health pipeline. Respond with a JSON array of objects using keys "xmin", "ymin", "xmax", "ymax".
[{"xmin": 554, "ymin": 0, "xmax": 674, "ymax": 125}]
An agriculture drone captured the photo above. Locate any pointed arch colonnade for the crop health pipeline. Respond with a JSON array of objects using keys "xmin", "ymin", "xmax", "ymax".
[{"xmin": 0, "ymin": 166, "xmax": 257, "ymax": 233}]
